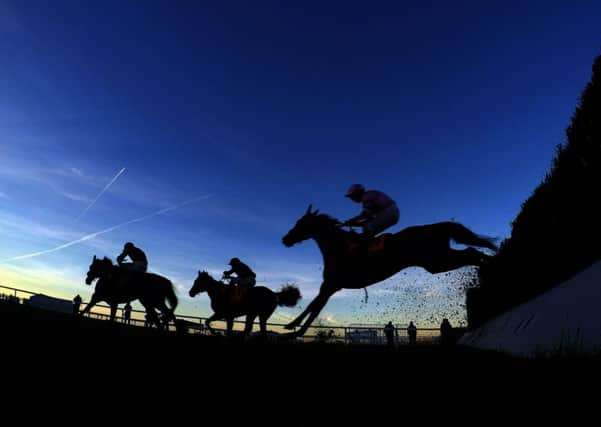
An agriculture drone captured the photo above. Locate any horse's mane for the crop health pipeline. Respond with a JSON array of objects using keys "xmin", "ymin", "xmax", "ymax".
[
  {"xmin": 315, "ymin": 213, "xmax": 340, "ymax": 226},
  {"xmin": 199, "ymin": 270, "xmax": 222, "ymax": 283},
  {"xmin": 314, "ymin": 213, "xmax": 358, "ymax": 237},
  {"xmin": 100, "ymin": 256, "xmax": 115, "ymax": 266}
]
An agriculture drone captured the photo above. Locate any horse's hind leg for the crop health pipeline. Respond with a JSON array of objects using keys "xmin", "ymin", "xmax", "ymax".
[
  {"xmin": 424, "ymin": 248, "xmax": 491, "ymax": 274},
  {"xmin": 258, "ymin": 314, "xmax": 271, "ymax": 338},
  {"xmin": 146, "ymin": 309, "xmax": 162, "ymax": 328},
  {"xmin": 448, "ymin": 222, "xmax": 497, "ymax": 251},
  {"xmin": 155, "ymin": 301, "xmax": 175, "ymax": 328},
  {"xmin": 243, "ymin": 315, "xmax": 256, "ymax": 339}
]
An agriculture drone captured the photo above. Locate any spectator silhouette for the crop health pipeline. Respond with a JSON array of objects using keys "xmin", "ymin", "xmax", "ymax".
[
  {"xmin": 72, "ymin": 294, "xmax": 82, "ymax": 315},
  {"xmin": 122, "ymin": 302, "xmax": 132, "ymax": 325},
  {"xmin": 407, "ymin": 321, "xmax": 417, "ymax": 345},
  {"xmin": 383, "ymin": 321, "xmax": 396, "ymax": 347},
  {"xmin": 440, "ymin": 318, "xmax": 455, "ymax": 345}
]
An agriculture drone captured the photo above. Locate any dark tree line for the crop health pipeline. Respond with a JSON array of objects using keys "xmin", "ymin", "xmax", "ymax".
[{"xmin": 466, "ymin": 54, "xmax": 601, "ymax": 328}]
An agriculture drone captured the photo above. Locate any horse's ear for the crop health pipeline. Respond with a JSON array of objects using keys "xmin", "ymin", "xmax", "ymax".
[
  {"xmin": 198, "ymin": 270, "xmax": 201, "ymax": 275},
  {"xmin": 93, "ymin": 255, "xmax": 97, "ymax": 261},
  {"xmin": 306, "ymin": 204, "xmax": 313, "ymax": 215},
  {"xmin": 314, "ymin": 209, "xmax": 319, "ymax": 215}
]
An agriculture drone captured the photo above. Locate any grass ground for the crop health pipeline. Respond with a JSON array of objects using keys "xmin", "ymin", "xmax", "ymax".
[{"xmin": 0, "ymin": 300, "xmax": 597, "ymax": 426}]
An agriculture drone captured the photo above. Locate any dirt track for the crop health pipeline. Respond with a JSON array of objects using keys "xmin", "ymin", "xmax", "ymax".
[{"xmin": 0, "ymin": 300, "xmax": 596, "ymax": 425}]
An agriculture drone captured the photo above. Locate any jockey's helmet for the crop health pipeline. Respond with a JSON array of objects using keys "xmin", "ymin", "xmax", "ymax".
[
  {"xmin": 124, "ymin": 242, "xmax": 134, "ymax": 249},
  {"xmin": 229, "ymin": 257, "xmax": 240, "ymax": 265},
  {"xmin": 345, "ymin": 184, "xmax": 365, "ymax": 198}
]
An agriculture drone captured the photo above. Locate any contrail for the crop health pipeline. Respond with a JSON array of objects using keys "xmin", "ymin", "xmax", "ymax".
[
  {"xmin": 75, "ymin": 167, "xmax": 126, "ymax": 222},
  {"xmin": 1, "ymin": 194, "xmax": 212, "ymax": 263}
]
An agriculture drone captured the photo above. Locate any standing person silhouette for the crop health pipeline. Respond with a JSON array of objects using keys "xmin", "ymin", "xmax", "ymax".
[
  {"xmin": 122, "ymin": 302, "xmax": 132, "ymax": 325},
  {"xmin": 117, "ymin": 242, "xmax": 148, "ymax": 273},
  {"xmin": 407, "ymin": 321, "xmax": 417, "ymax": 345},
  {"xmin": 383, "ymin": 321, "xmax": 396, "ymax": 347},
  {"xmin": 72, "ymin": 294, "xmax": 82, "ymax": 315},
  {"xmin": 440, "ymin": 318, "xmax": 455, "ymax": 345}
]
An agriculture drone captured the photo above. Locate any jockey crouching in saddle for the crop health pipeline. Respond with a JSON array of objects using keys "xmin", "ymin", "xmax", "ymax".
[
  {"xmin": 116, "ymin": 242, "xmax": 148, "ymax": 273},
  {"xmin": 223, "ymin": 257, "xmax": 256, "ymax": 305},
  {"xmin": 343, "ymin": 184, "xmax": 400, "ymax": 257}
]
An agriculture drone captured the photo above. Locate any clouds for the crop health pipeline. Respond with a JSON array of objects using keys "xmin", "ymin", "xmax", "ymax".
[
  {"xmin": 1, "ymin": 194, "xmax": 212, "ymax": 263},
  {"xmin": 75, "ymin": 167, "xmax": 125, "ymax": 222}
]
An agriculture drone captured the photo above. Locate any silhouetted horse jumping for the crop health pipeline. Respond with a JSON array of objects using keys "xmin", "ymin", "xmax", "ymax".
[
  {"xmin": 281, "ymin": 205, "xmax": 498, "ymax": 337},
  {"xmin": 189, "ymin": 271, "xmax": 301, "ymax": 338},
  {"xmin": 81, "ymin": 256, "xmax": 178, "ymax": 328}
]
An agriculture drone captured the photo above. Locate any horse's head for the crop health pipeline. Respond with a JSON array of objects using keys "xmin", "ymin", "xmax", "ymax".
[
  {"xmin": 189, "ymin": 270, "xmax": 212, "ymax": 297},
  {"xmin": 85, "ymin": 255, "xmax": 112, "ymax": 285},
  {"xmin": 282, "ymin": 205, "xmax": 338, "ymax": 247}
]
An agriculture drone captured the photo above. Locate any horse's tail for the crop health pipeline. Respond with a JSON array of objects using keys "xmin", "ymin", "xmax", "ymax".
[
  {"xmin": 275, "ymin": 285, "xmax": 301, "ymax": 307},
  {"xmin": 165, "ymin": 280, "xmax": 178, "ymax": 311},
  {"xmin": 446, "ymin": 222, "xmax": 499, "ymax": 252}
]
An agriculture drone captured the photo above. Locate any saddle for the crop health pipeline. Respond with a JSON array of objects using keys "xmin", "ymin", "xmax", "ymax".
[
  {"xmin": 227, "ymin": 286, "xmax": 250, "ymax": 306},
  {"xmin": 348, "ymin": 233, "xmax": 392, "ymax": 257}
]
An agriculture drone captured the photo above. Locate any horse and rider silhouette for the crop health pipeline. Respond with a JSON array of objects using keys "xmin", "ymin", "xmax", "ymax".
[
  {"xmin": 188, "ymin": 271, "xmax": 301, "ymax": 338},
  {"xmin": 80, "ymin": 255, "xmax": 178, "ymax": 329},
  {"xmin": 281, "ymin": 205, "xmax": 497, "ymax": 338}
]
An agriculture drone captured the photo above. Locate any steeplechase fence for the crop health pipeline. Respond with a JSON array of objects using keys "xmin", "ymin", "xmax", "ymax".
[{"xmin": 0, "ymin": 283, "xmax": 445, "ymax": 345}]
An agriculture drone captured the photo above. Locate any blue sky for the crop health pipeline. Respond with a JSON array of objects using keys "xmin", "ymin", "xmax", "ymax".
[{"xmin": 1, "ymin": 1, "xmax": 599, "ymax": 327}]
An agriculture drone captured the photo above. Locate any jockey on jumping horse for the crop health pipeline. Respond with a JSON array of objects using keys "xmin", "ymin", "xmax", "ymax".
[{"xmin": 343, "ymin": 184, "xmax": 400, "ymax": 257}]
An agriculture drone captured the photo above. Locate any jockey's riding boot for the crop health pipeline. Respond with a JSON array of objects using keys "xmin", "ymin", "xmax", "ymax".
[{"xmin": 358, "ymin": 233, "xmax": 372, "ymax": 259}]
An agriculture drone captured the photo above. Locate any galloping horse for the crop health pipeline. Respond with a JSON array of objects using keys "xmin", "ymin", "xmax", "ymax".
[
  {"xmin": 81, "ymin": 255, "xmax": 178, "ymax": 328},
  {"xmin": 189, "ymin": 271, "xmax": 301, "ymax": 338},
  {"xmin": 281, "ymin": 205, "xmax": 498, "ymax": 337}
]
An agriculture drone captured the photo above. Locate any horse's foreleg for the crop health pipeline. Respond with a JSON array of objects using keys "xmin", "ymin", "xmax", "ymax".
[
  {"xmin": 285, "ymin": 289, "xmax": 333, "ymax": 338},
  {"xmin": 285, "ymin": 297, "xmax": 319, "ymax": 329},
  {"xmin": 243, "ymin": 315, "xmax": 256, "ymax": 338},
  {"xmin": 225, "ymin": 317, "xmax": 234, "ymax": 337},
  {"xmin": 292, "ymin": 292, "xmax": 333, "ymax": 337},
  {"xmin": 79, "ymin": 293, "xmax": 100, "ymax": 317},
  {"xmin": 205, "ymin": 314, "xmax": 222, "ymax": 336}
]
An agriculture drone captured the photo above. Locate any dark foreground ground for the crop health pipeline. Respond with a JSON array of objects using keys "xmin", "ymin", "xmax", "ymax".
[{"xmin": 0, "ymin": 301, "xmax": 598, "ymax": 426}]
